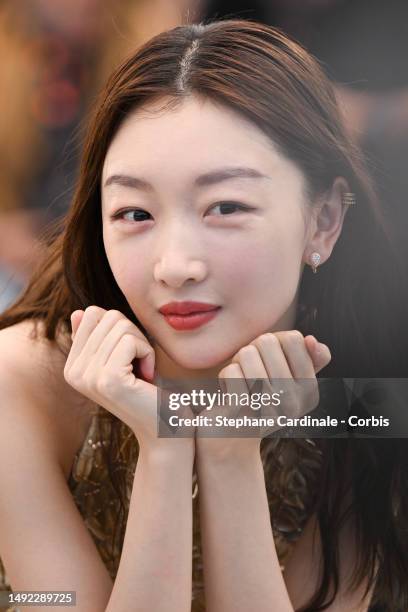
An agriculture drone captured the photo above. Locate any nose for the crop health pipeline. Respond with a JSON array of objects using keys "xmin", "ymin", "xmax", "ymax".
[{"xmin": 153, "ymin": 224, "xmax": 208, "ymax": 288}]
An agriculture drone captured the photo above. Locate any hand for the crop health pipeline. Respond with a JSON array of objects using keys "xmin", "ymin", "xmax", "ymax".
[
  {"xmin": 196, "ymin": 331, "xmax": 331, "ymax": 458},
  {"xmin": 227, "ymin": 331, "xmax": 331, "ymax": 426},
  {"xmin": 64, "ymin": 306, "xmax": 194, "ymax": 456}
]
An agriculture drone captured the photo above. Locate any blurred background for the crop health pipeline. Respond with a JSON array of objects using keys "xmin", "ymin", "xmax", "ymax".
[{"xmin": 1, "ymin": 0, "xmax": 407, "ymax": 312}]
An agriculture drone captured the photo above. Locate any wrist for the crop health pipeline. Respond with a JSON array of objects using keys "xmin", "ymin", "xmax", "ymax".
[
  {"xmin": 196, "ymin": 437, "xmax": 261, "ymax": 468},
  {"xmin": 139, "ymin": 437, "xmax": 195, "ymax": 467}
]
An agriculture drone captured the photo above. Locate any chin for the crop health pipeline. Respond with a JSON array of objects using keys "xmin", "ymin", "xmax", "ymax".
[
  {"xmin": 166, "ymin": 345, "xmax": 232, "ymax": 372},
  {"xmin": 174, "ymin": 353, "xmax": 224, "ymax": 371}
]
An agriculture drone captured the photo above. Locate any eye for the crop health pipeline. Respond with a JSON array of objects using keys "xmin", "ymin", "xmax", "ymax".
[
  {"xmin": 207, "ymin": 201, "xmax": 253, "ymax": 216},
  {"xmin": 110, "ymin": 201, "xmax": 254, "ymax": 223},
  {"xmin": 112, "ymin": 208, "xmax": 152, "ymax": 222}
]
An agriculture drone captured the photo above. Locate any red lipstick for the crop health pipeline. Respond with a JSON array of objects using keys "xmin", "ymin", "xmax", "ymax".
[{"xmin": 158, "ymin": 301, "xmax": 221, "ymax": 331}]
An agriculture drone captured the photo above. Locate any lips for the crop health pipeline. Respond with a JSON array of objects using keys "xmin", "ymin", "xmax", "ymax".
[
  {"xmin": 158, "ymin": 302, "xmax": 221, "ymax": 331},
  {"xmin": 158, "ymin": 301, "xmax": 220, "ymax": 315}
]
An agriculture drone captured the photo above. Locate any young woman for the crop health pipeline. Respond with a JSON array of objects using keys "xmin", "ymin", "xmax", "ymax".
[{"xmin": 0, "ymin": 19, "xmax": 406, "ymax": 612}]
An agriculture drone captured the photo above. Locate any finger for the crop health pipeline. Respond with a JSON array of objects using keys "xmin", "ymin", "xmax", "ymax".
[
  {"xmin": 66, "ymin": 306, "xmax": 107, "ymax": 369},
  {"xmin": 71, "ymin": 305, "xmax": 106, "ymax": 352},
  {"xmin": 70, "ymin": 310, "xmax": 84, "ymax": 339},
  {"xmin": 75, "ymin": 311, "xmax": 153, "ymax": 375},
  {"xmin": 75, "ymin": 311, "xmax": 127, "ymax": 362},
  {"xmin": 304, "ymin": 334, "xmax": 317, "ymax": 355},
  {"xmin": 105, "ymin": 333, "xmax": 154, "ymax": 380},
  {"xmin": 250, "ymin": 333, "xmax": 292, "ymax": 382},
  {"xmin": 219, "ymin": 362, "xmax": 251, "ymax": 419},
  {"xmin": 138, "ymin": 353, "xmax": 155, "ymax": 382},
  {"xmin": 71, "ymin": 310, "xmax": 155, "ymax": 383},
  {"xmin": 93, "ymin": 322, "xmax": 155, "ymax": 375},
  {"xmin": 304, "ymin": 335, "xmax": 332, "ymax": 373},
  {"xmin": 231, "ymin": 344, "xmax": 268, "ymax": 381},
  {"xmin": 230, "ymin": 345, "xmax": 280, "ymax": 422},
  {"xmin": 219, "ymin": 362, "xmax": 249, "ymax": 394},
  {"xmin": 274, "ymin": 330, "xmax": 315, "ymax": 379},
  {"xmin": 222, "ymin": 362, "xmax": 267, "ymax": 434}
]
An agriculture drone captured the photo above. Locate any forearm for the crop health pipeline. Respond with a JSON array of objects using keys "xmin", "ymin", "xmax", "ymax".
[
  {"xmin": 106, "ymin": 442, "xmax": 194, "ymax": 612},
  {"xmin": 196, "ymin": 443, "xmax": 293, "ymax": 612}
]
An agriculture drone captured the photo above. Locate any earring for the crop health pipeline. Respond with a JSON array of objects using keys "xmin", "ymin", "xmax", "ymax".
[
  {"xmin": 310, "ymin": 251, "xmax": 321, "ymax": 274},
  {"xmin": 342, "ymin": 192, "xmax": 356, "ymax": 207}
]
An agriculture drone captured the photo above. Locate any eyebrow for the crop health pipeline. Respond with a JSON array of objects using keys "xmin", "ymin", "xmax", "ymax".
[{"xmin": 103, "ymin": 167, "xmax": 271, "ymax": 191}]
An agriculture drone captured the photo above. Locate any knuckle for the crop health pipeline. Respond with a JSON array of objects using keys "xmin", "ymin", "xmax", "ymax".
[
  {"xmin": 85, "ymin": 305, "xmax": 103, "ymax": 318},
  {"xmin": 136, "ymin": 327, "xmax": 150, "ymax": 343},
  {"xmin": 63, "ymin": 367, "xmax": 72, "ymax": 385},
  {"xmin": 256, "ymin": 332, "xmax": 278, "ymax": 347},
  {"xmin": 96, "ymin": 372, "xmax": 115, "ymax": 395},
  {"xmin": 122, "ymin": 332, "xmax": 139, "ymax": 347},
  {"xmin": 116, "ymin": 318, "xmax": 133, "ymax": 334},
  {"xmin": 115, "ymin": 317, "xmax": 146, "ymax": 340},
  {"xmin": 286, "ymin": 330, "xmax": 304, "ymax": 344},
  {"xmin": 81, "ymin": 370, "xmax": 95, "ymax": 390},
  {"xmin": 107, "ymin": 309, "xmax": 122, "ymax": 317},
  {"xmin": 238, "ymin": 345, "xmax": 257, "ymax": 359},
  {"xmin": 219, "ymin": 363, "xmax": 237, "ymax": 378},
  {"xmin": 64, "ymin": 364, "xmax": 81, "ymax": 388},
  {"xmin": 229, "ymin": 363, "xmax": 242, "ymax": 376},
  {"xmin": 105, "ymin": 309, "xmax": 123, "ymax": 324}
]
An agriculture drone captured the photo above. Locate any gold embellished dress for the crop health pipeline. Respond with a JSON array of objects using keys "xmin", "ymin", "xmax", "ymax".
[{"xmin": 0, "ymin": 405, "xmax": 322, "ymax": 612}]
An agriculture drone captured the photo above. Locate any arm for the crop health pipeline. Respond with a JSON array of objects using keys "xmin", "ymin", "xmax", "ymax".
[
  {"xmin": 0, "ymin": 308, "xmax": 196, "ymax": 612},
  {"xmin": 195, "ymin": 331, "xmax": 330, "ymax": 612},
  {"xmin": 0, "ymin": 373, "xmax": 113, "ymax": 612},
  {"xmin": 64, "ymin": 306, "xmax": 196, "ymax": 611},
  {"xmin": 196, "ymin": 331, "xmax": 375, "ymax": 612},
  {"xmin": 196, "ymin": 442, "xmax": 292, "ymax": 612},
  {"xmin": 106, "ymin": 443, "xmax": 194, "ymax": 612},
  {"xmin": 0, "ymin": 366, "xmax": 194, "ymax": 612},
  {"xmin": 196, "ymin": 445, "xmax": 374, "ymax": 612}
]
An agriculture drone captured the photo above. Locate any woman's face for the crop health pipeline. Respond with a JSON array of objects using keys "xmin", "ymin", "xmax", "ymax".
[{"xmin": 102, "ymin": 95, "xmax": 312, "ymax": 377}]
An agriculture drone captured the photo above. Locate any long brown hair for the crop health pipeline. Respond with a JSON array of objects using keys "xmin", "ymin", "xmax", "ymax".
[{"xmin": 1, "ymin": 19, "xmax": 407, "ymax": 611}]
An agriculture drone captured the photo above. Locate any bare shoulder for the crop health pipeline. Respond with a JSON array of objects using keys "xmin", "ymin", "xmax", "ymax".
[{"xmin": 0, "ymin": 319, "xmax": 96, "ymax": 480}]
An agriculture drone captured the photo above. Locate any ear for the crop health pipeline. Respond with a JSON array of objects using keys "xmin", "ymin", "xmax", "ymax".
[{"xmin": 303, "ymin": 177, "xmax": 351, "ymax": 269}]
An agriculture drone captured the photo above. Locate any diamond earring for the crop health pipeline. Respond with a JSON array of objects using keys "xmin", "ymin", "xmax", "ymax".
[{"xmin": 310, "ymin": 252, "xmax": 321, "ymax": 274}]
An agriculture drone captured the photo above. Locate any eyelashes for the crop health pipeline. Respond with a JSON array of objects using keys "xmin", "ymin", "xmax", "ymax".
[
  {"xmin": 111, "ymin": 201, "xmax": 255, "ymax": 223},
  {"xmin": 209, "ymin": 201, "xmax": 253, "ymax": 216},
  {"xmin": 113, "ymin": 209, "xmax": 152, "ymax": 222}
]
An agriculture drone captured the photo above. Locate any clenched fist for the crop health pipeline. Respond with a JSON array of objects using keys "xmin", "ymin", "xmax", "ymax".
[{"xmin": 64, "ymin": 306, "xmax": 193, "ymax": 455}]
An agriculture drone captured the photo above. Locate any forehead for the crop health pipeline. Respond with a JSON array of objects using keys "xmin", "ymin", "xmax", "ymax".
[{"xmin": 102, "ymin": 95, "xmax": 284, "ymax": 181}]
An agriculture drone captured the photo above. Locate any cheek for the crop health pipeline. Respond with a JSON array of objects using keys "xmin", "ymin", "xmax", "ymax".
[
  {"xmin": 227, "ymin": 235, "xmax": 303, "ymax": 319},
  {"xmin": 103, "ymin": 238, "xmax": 148, "ymax": 303}
]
